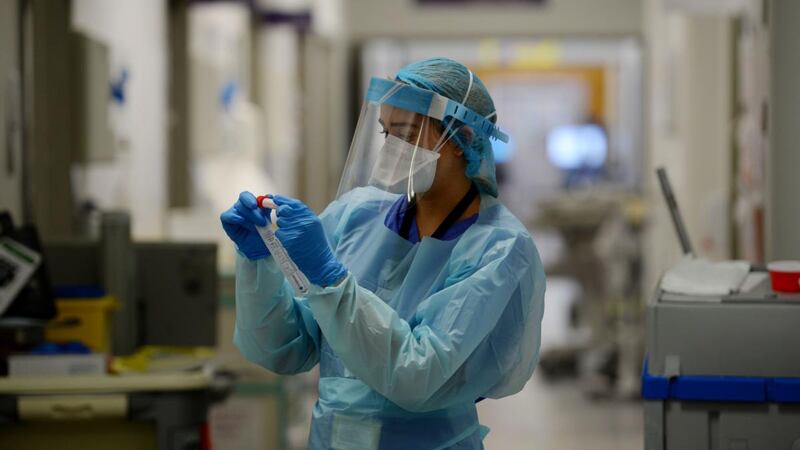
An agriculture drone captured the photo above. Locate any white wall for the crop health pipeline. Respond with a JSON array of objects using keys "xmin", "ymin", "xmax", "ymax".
[
  {"xmin": 257, "ymin": 25, "xmax": 302, "ymax": 198},
  {"xmin": 0, "ymin": 0, "xmax": 22, "ymax": 220},
  {"xmin": 767, "ymin": 0, "xmax": 800, "ymax": 260},
  {"xmin": 71, "ymin": 0, "xmax": 168, "ymax": 239},
  {"xmin": 343, "ymin": 0, "xmax": 643, "ymax": 39},
  {"xmin": 642, "ymin": 0, "xmax": 734, "ymax": 293}
]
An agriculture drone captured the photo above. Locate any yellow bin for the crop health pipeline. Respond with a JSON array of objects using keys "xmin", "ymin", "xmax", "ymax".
[{"xmin": 46, "ymin": 297, "xmax": 118, "ymax": 352}]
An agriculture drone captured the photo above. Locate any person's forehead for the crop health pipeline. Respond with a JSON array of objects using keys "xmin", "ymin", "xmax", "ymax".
[{"xmin": 379, "ymin": 105, "xmax": 423, "ymax": 125}]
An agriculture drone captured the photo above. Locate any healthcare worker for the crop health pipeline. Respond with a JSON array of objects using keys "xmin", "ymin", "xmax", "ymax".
[{"xmin": 221, "ymin": 57, "xmax": 545, "ymax": 450}]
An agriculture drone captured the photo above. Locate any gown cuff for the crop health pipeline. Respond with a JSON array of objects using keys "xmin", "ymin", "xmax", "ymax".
[{"xmin": 307, "ymin": 271, "xmax": 350, "ymax": 296}]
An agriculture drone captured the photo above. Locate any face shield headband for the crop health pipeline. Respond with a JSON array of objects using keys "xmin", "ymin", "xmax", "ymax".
[
  {"xmin": 366, "ymin": 77, "xmax": 509, "ymax": 201},
  {"xmin": 365, "ymin": 77, "xmax": 509, "ymax": 145}
]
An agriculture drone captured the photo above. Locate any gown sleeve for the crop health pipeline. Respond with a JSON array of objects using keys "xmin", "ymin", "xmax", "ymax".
[
  {"xmin": 233, "ymin": 199, "xmax": 350, "ymax": 374},
  {"xmin": 233, "ymin": 255, "xmax": 322, "ymax": 374}
]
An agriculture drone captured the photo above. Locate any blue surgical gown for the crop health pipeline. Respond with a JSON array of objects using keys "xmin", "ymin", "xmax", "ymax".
[{"xmin": 234, "ymin": 187, "xmax": 546, "ymax": 449}]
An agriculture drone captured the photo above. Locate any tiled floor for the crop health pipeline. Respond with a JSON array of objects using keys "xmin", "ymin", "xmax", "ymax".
[{"xmin": 478, "ymin": 376, "xmax": 643, "ymax": 450}]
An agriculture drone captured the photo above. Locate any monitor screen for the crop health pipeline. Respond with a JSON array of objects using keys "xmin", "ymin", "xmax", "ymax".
[{"xmin": 546, "ymin": 124, "xmax": 608, "ymax": 171}]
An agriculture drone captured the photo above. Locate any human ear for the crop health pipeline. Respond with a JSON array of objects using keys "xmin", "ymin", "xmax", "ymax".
[
  {"xmin": 457, "ymin": 127, "xmax": 474, "ymax": 148},
  {"xmin": 444, "ymin": 140, "xmax": 464, "ymax": 157}
]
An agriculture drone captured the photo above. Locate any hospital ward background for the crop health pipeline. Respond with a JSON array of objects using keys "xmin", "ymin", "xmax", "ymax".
[{"xmin": 0, "ymin": 0, "xmax": 799, "ymax": 449}]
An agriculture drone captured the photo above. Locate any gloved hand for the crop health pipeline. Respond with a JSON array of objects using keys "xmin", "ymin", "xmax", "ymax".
[
  {"xmin": 220, "ymin": 191, "xmax": 271, "ymax": 260},
  {"xmin": 272, "ymin": 195, "xmax": 347, "ymax": 287}
]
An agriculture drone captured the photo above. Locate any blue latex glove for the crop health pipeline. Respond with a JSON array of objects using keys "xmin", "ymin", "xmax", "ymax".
[
  {"xmin": 272, "ymin": 195, "xmax": 347, "ymax": 286},
  {"xmin": 220, "ymin": 191, "xmax": 271, "ymax": 260}
]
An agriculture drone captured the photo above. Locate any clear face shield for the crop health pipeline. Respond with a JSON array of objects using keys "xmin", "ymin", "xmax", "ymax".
[{"xmin": 336, "ymin": 77, "xmax": 509, "ymax": 211}]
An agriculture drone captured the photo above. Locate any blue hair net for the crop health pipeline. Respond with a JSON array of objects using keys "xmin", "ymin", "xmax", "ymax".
[{"xmin": 395, "ymin": 57, "xmax": 500, "ymax": 197}]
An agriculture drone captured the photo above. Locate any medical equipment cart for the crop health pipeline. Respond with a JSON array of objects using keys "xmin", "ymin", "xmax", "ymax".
[
  {"xmin": 642, "ymin": 273, "xmax": 800, "ymax": 450},
  {"xmin": 0, "ymin": 368, "xmax": 233, "ymax": 450}
]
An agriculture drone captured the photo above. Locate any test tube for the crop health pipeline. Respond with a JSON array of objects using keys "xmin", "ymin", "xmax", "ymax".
[{"xmin": 255, "ymin": 195, "xmax": 310, "ymax": 295}]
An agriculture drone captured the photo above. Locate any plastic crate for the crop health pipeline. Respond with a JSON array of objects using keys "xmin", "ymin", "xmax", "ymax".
[
  {"xmin": 45, "ymin": 296, "xmax": 117, "ymax": 352},
  {"xmin": 643, "ymin": 358, "xmax": 800, "ymax": 449}
]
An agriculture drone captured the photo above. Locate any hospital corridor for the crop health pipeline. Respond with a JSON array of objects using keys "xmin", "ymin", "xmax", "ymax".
[{"xmin": 0, "ymin": 0, "xmax": 799, "ymax": 449}]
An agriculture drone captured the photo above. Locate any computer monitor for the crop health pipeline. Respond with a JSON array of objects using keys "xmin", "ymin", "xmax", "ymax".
[
  {"xmin": 0, "ymin": 212, "xmax": 56, "ymax": 322},
  {"xmin": 546, "ymin": 123, "xmax": 608, "ymax": 171}
]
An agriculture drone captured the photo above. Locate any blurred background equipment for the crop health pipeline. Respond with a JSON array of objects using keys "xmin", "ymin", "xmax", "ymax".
[
  {"xmin": 0, "ymin": 236, "xmax": 42, "ymax": 317},
  {"xmin": 534, "ymin": 189, "xmax": 646, "ymax": 398},
  {"xmin": 656, "ymin": 167, "xmax": 694, "ymax": 256},
  {"xmin": 0, "ymin": 209, "xmax": 233, "ymax": 450},
  {"xmin": 0, "ymin": 211, "xmax": 56, "ymax": 369},
  {"xmin": 39, "ymin": 212, "xmax": 219, "ymax": 353}
]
